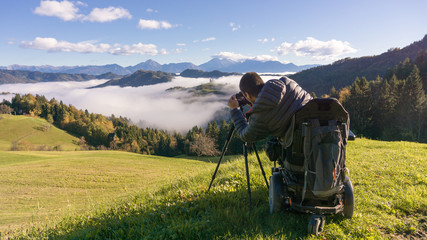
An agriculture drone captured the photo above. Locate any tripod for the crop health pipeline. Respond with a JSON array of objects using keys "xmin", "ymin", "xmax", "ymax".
[{"xmin": 207, "ymin": 123, "xmax": 270, "ymax": 209}]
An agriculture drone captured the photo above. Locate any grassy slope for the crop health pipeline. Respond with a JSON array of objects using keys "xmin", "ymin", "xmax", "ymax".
[
  {"xmin": 0, "ymin": 114, "xmax": 79, "ymax": 151},
  {"xmin": 2, "ymin": 138, "xmax": 425, "ymax": 239},
  {"xmin": 0, "ymin": 151, "xmax": 213, "ymax": 232}
]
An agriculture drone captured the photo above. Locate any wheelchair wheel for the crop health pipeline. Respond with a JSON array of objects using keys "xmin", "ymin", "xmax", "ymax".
[
  {"xmin": 308, "ymin": 215, "xmax": 324, "ymax": 235},
  {"xmin": 269, "ymin": 172, "xmax": 284, "ymax": 214},
  {"xmin": 343, "ymin": 176, "xmax": 354, "ymax": 218}
]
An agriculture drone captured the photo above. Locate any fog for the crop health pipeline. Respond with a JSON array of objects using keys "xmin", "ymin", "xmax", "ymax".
[{"xmin": 0, "ymin": 76, "xmax": 248, "ymax": 132}]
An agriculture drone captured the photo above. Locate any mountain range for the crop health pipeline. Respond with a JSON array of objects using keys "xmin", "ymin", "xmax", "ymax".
[
  {"xmin": 0, "ymin": 59, "xmax": 317, "ymax": 76},
  {"xmin": 0, "ymin": 69, "xmax": 99, "ymax": 84}
]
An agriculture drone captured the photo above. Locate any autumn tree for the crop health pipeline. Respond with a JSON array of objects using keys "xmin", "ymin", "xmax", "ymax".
[
  {"xmin": 189, "ymin": 133, "xmax": 220, "ymax": 159},
  {"xmin": 0, "ymin": 104, "xmax": 12, "ymax": 114}
]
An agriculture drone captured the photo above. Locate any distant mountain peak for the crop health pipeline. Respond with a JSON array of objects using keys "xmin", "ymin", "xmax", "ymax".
[{"xmin": 2, "ymin": 58, "xmax": 319, "ymax": 76}]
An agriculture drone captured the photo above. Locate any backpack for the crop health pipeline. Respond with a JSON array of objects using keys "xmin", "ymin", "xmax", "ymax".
[{"xmin": 295, "ymin": 98, "xmax": 350, "ymax": 201}]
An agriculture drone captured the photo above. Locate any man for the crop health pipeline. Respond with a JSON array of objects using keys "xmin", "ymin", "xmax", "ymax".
[{"xmin": 228, "ymin": 72, "xmax": 312, "ymax": 147}]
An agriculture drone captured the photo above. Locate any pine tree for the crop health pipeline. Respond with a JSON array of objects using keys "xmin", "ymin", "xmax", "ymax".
[
  {"xmin": 401, "ymin": 66, "xmax": 426, "ymax": 141},
  {"xmin": 206, "ymin": 121, "xmax": 220, "ymax": 148},
  {"xmin": 345, "ymin": 77, "xmax": 373, "ymax": 137},
  {"xmin": 329, "ymin": 86, "xmax": 339, "ymax": 99},
  {"xmin": 415, "ymin": 50, "xmax": 427, "ymax": 91}
]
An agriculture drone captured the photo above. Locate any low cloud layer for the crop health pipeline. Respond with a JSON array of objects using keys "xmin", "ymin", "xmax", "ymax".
[
  {"xmin": 276, "ymin": 37, "xmax": 357, "ymax": 60},
  {"xmin": 0, "ymin": 76, "xmax": 243, "ymax": 132},
  {"xmin": 20, "ymin": 37, "xmax": 160, "ymax": 56},
  {"xmin": 34, "ymin": 0, "xmax": 132, "ymax": 22}
]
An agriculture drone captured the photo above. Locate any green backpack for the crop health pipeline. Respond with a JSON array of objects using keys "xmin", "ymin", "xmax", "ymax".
[{"xmin": 295, "ymin": 98, "xmax": 350, "ymax": 201}]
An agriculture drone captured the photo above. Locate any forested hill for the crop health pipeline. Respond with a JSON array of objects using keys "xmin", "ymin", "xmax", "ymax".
[
  {"xmin": 93, "ymin": 70, "xmax": 175, "ymax": 88},
  {"xmin": 0, "ymin": 69, "xmax": 96, "ymax": 84},
  {"xmin": 290, "ymin": 34, "xmax": 427, "ymax": 95},
  {"xmin": 0, "ymin": 70, "xmax": 123, "ymax": 84},
  {"xmin": 180, "ymin": 69, "xmax": 241, "ymax": 78}
]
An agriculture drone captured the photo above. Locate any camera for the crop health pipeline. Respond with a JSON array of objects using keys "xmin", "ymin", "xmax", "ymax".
[{"xmin": 235, "ymin": 92, "xmax": 249, "ymax": 106}]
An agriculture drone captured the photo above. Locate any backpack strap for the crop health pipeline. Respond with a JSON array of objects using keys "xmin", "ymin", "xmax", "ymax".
[{"xmin": 301, "ymin": 119, "xmax": 319, "ymax": 204}]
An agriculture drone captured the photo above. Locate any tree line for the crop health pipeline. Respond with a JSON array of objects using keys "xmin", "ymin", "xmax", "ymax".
[
  {"xmin": 0, "ymin": 94, "xmax": 245, "ymax": 156},
  {"xmin": 326, "ymin": 53, "xmax": 426, "ymax": 142}
]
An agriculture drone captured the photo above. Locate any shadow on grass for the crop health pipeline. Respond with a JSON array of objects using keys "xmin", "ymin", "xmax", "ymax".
[{"xmin": 38, "ymin": 184, "xmax": 347, "ymax": 240}]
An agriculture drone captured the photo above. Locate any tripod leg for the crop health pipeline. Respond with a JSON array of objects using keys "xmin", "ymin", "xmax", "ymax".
[
  {"xmin": 252, "ymin": 144, "xmax": 269, "ymax": 189},
  {"xmin": 207, "ymin": 125, "xmax": 235, "ymax": 192},
  {"xmin": 244, "ymin": 143, "xmax": 252, "ymax": 209}
]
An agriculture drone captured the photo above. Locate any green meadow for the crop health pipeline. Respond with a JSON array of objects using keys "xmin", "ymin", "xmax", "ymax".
[
  {"xmin": 0, "ymin": 114, "xmax": 80, "ymax": 151},
  {"xmin": 0, "ymin": 115, "xmax": 426, "ymax": 239},
  {"xmin": 0, "ymin": 151, "xmax": 213, "ymax": 232}
]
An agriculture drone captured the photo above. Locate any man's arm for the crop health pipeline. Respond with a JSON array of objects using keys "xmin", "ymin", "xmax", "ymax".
[{"xmin": 230, "ymin": 108, "xmax": 269, "ymax": 143}]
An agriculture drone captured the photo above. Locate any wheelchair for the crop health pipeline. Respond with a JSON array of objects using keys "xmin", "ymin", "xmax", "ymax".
[{"xmin": 267, "ymin": 98, "xmax": 355, "ymax": 235}]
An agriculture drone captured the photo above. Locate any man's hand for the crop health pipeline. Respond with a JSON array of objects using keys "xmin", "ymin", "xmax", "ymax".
[{"xmin": 228, "ymin": 95, "xmax": 239, "ymax": 110}]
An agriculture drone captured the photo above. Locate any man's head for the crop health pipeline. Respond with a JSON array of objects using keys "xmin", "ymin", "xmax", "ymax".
[{"xmin": 239, "ymin": 72, "xmax": 264, "ymax": 99}]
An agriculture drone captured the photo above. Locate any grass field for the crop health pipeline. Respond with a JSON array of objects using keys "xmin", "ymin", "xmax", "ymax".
[
  {"xmin": 0, "ymin": 114, "xmax": 79, "ymax": 151},
  {"xmin": 0, "ymin": 115, "xmax": 426, "ymax": 239},
  {"xmin": 0, "ymin": 151, "xmax": 214, "ymax": 232}
]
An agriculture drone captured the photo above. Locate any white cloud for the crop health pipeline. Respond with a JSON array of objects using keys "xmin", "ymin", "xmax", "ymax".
[
  {"xmin": 212, "ymin": 52, "xmax": 280, "ymax": 63},
  {"xmin": 75, "ymin": 1, "xmax": 87, "ymax": 7},
  {"xmin": 109, "ymin": 43, "xmax": 158, "ymax": 56},
  {"xmin": 257, "ymin": 38, "xmax": 275, "ymax": 44},
  {"xmin": 34, "ymin": 0, "xmax": 83, "ymax": 21},
  {"xmin": 20, "ymin": 37, "xmax": 159, "ymax": 56},
  {"xmin": 176, "ymin": 43, "xmax": 186, "ymax": 46},
  {"xmin": 146, "ymin": 8, "xmax": 158, "ymax": 13},
  {"xmin": 252, "ymin": 55, "xmax": 280, "ymax": 62},
  {"xmin": 201, "ymin": 37, "xmax": 216, "ymax": 42},
  {"xmin": 160, "ymin": 48, "xmax": 168, "ymax": 55},
  {"xmin": 276, "ymin": 37, "xmax": 357, "ymax": 60},
  {"xmin": 193, "ymin": 37, "xmax": 216, "ymax": 43},
  {"xmin": 34, "ymin": 1, "xmax": 132, "ymax": 23},
  {"xmin": 138, "ymin": 19, "xmax": 173, "ymax": 30},
  {"xmin": 258, "ymin": 38, "xmax": 268, "ymax": 44},
  {"xmin": 212, "ymin": 52, "xmax": 248, "ymax": 62},
  {"xmin": 229, "ymin": 22, "xmax": 240, "ymax": 31},
  {"xmin": 83, "ymin": 7, "xmax": 132, "ymax": 22},
  {"xmin": 20, "ymin": 37, "xmax": 109, "ymax": 53}
]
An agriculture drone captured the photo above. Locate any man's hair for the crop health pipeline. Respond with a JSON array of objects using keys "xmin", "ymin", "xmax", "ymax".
[{"xmin": 239, "ymin": 72, "xmax": 265, "ymax": 97}]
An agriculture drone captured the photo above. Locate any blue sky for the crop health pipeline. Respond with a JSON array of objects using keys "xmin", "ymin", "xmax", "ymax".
[{"xmin": 1, "ymin": 0, "xmax": 426, "ymax": 67}]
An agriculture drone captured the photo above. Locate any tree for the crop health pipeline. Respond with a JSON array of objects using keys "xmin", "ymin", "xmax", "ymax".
[
  {"xmin": 338, "ymin": 87, "xmax": 350, "ymax": 103},
  {"xmin": 189, "ymin": 133, "xmax": 220, "ymax": 159},
  {"xmin": 400, "ymin": 66, "xmax": 426, "ymax": 141},
  {"xmin": 78, "ymin": 136, "xmax": 89, "ymax": 150},
  {"xmin": 0, "ymin": 104, "xmax": 12, "ymax": 114},
  {"xmin": 415, "ymin": 50, "xmax": 427, "ymax": 91},
  {"xmin": 206, "ymin": 121, "xmax": 220, "ymax": 147},
  {"xmin": 329, "ymin": 86, "xmax": 339, "ymax": 99},
  {"xmin": 344, "ymin": 77, "xmax": 373, "ymax": 137}
]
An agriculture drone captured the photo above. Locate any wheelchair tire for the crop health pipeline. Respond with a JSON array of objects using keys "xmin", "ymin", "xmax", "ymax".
[
  {"xmin": 343, "ymin": 176, "xmax": 355, "ymax": 218},
  {"xmin": 269, "ymin": 172, "xmax": 284, "ymax": 214}
]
